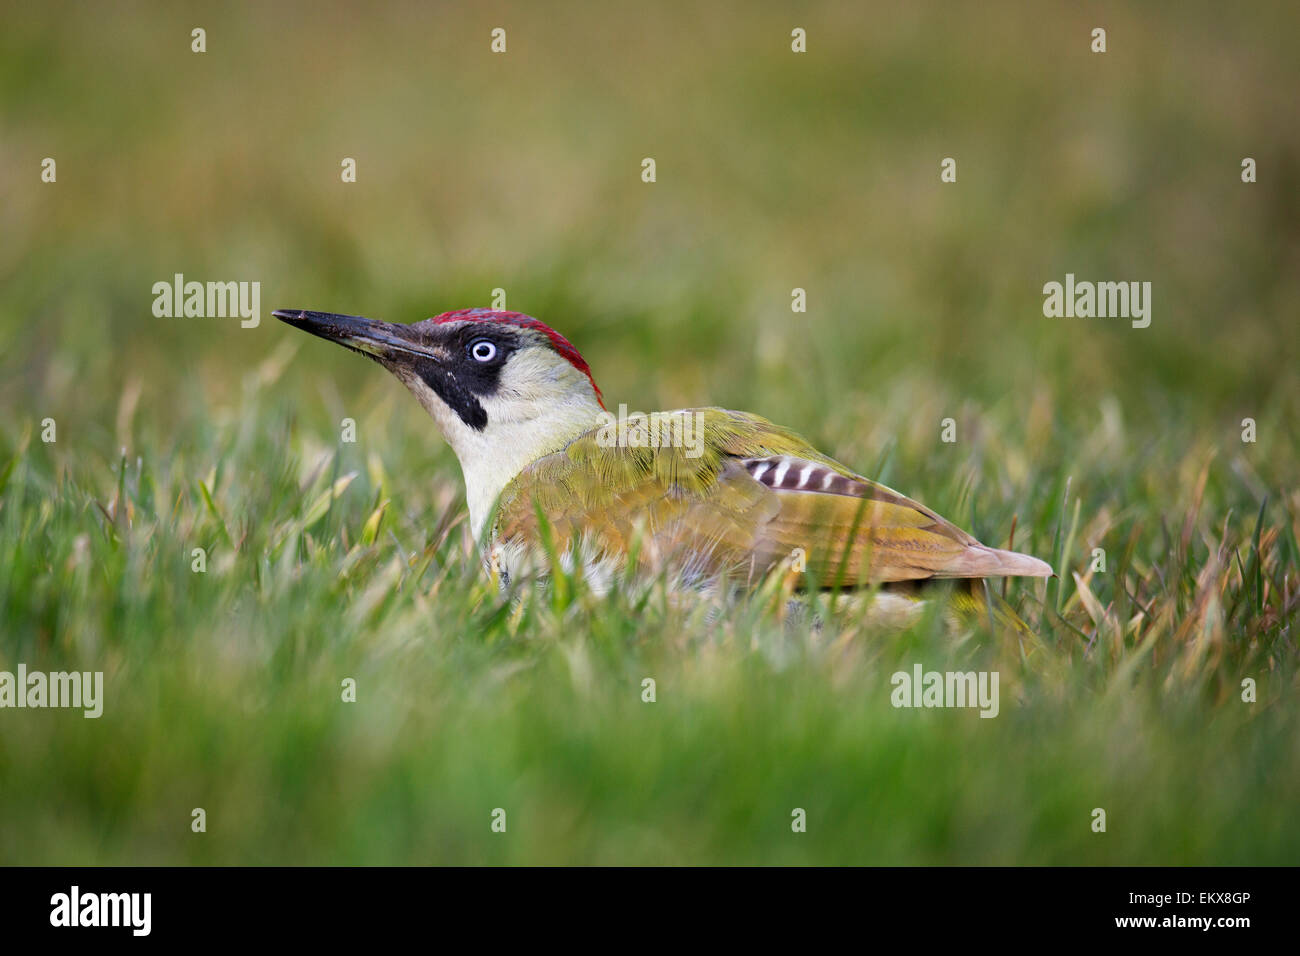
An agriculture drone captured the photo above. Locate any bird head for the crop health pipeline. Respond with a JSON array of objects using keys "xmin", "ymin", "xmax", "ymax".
[{"xmin": 274, "ymin": 307, "xmax": 607, "ymax": 536}]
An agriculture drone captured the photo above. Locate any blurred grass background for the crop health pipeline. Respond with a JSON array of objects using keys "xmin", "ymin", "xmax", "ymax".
[{"xmin": 1, "ymin": 1, "xmax": 1297, "ymax": 864}]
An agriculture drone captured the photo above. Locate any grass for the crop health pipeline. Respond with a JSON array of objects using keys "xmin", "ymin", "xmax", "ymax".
[{"xmin": 1, "ymin": 1, "xmax": 1298, "ymax": 864}]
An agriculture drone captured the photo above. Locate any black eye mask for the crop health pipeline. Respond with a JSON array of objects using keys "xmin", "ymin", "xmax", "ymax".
[{"xmin": 412, "ymin": 327, "xmax": 520, "ymax": 431}]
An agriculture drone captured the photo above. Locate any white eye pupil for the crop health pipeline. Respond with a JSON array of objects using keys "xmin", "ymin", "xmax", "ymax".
[{"xmin": 471, "ymin": 341, "xmax": 497, "ymax": 362}]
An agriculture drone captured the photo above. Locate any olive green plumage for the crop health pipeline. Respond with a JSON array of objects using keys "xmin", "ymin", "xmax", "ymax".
[{"xmin": 493, "ymin": 408, "xmax": 1050, "ymax": 589}]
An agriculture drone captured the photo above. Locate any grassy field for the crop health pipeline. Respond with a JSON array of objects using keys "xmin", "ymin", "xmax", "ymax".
[{"xmin": 1, "ymin": 2, "xmax": 1298, "ymax": 864}]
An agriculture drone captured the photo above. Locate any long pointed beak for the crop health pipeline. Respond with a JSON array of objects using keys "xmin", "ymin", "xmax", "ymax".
[{"xmin": 273, "ymin": 310, "xmax": 441, "ymax": 362}]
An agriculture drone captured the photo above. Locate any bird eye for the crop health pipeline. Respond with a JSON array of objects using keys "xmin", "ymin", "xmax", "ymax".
[{"xmin": 469, "ymin": 339, "xmax": 497, "ymax": 363}]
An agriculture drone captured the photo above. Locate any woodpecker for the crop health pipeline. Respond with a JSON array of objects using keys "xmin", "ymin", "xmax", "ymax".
[{"xmin": 274, "ymin": 308, "xmax": 1052, "ymax": 598}]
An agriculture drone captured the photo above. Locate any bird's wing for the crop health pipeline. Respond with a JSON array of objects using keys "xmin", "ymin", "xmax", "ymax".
[{"xmin": 493, "ymin": 408, "xmax": 1051, "ymax": 585}]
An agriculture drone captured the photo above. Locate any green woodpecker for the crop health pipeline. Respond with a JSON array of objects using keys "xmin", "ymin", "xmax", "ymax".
[{"xmin": 274, "ymin": 308, "xmax": 1052, "ymax": 598}]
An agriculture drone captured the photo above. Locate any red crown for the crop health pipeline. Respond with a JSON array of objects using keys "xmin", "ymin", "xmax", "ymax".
[{"xmin": 432, "ymin": 309, "xmax": 604, "ymax": 407}]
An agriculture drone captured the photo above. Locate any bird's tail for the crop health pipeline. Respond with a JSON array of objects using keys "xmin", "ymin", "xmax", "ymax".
[{"xmin": 942, "ymin": 544, "xmax": 1053, "ymax": 578}]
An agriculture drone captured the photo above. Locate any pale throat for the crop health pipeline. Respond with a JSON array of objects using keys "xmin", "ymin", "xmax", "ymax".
[{"xmin": 401, "ymin": 373, "xmax": 604, "ymax": 541}]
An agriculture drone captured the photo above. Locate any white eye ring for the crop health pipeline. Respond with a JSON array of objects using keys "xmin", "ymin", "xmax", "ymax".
[{"xmin": 470, "ymin": 340, "xmax": 497, "ymax": 363}]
